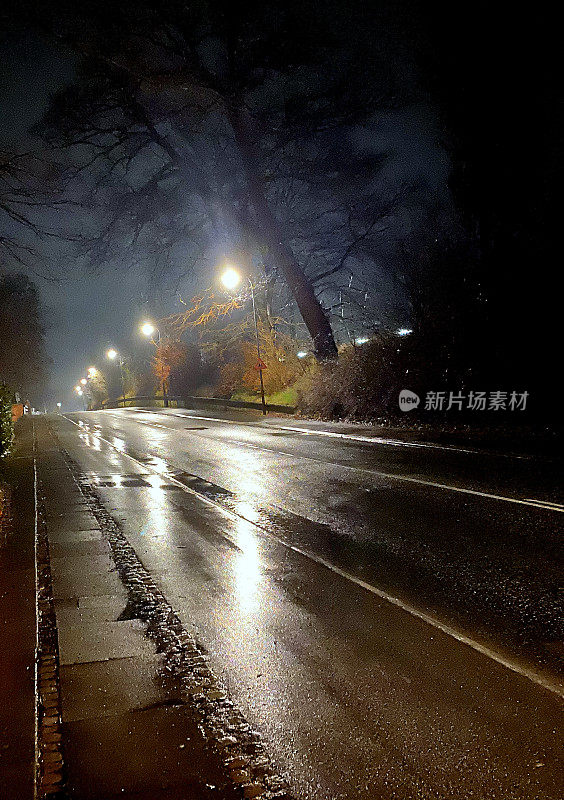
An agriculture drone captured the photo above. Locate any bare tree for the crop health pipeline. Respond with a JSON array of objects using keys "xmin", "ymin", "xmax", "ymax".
[{"xmin": 26, "ymin": 0, "xmax": 412, "ymax": 358}]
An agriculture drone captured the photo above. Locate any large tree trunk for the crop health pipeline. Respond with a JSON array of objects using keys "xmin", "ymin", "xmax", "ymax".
[{"xmin": 228, "ymin": 106, "xmax": 338, "ymax": 360}]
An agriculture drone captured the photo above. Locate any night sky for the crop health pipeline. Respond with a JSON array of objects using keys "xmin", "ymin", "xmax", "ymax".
[{"xmin": 0, "ymin": 33, "xmax": 154, "ymax": 408}]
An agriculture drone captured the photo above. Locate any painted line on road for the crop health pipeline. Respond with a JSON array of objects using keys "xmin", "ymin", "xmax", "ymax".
[
  {"xmin": 98, "ymin": 413, "xmax": 563, "ymax": 512},
  {"xmin": 272, "ymin": 424, "xmax": 531, "ymax": 459},
  {"xmin": 108, "ymin": 408, "xmax": 535, "ymax": 459},
  {"xmin": 64, "ymin": 415, "xmax": 564, "ymax": 698}
]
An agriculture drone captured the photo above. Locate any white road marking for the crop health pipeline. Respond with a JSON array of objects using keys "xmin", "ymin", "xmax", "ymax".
[
  {"xmin": 107, "ymin": 407, "xmax": 532, "ymax": 456},
  {"xmin": 125, "ymin": 408, "xmax": 536, "ymax": 459},
  {"xmin": 98, "ymin": 411, "xmax": 563, "ymax": 512},
  {"xmin": 64, "ymin": 414, "xmax": 564, "ymax": 698}
]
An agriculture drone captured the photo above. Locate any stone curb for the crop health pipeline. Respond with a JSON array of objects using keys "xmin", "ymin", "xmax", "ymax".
[{"xmin": 34, "ymin": 443, "xmax": 67, "ymax": 799}]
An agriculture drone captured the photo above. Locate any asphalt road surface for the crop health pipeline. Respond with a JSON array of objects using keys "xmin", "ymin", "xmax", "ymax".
[{"xmin": 49, "ymin": 408, "xmax": 563, "ymax": 800}]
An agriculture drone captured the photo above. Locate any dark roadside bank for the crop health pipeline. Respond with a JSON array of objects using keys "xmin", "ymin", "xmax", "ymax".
[{"xmin": 0, "ymin": 417, "xmax": 36, "ymax": 799}]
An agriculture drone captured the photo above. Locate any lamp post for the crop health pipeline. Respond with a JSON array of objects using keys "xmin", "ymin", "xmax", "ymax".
[
  {"xmin": 107, "ymin": 348, "xmax": 126, "ymax": 408},
  {"xmin": 74, "ymin": 386, "xmax": 86, "ymax": 411},
  {"xmin": 140, "ymin": 322, "xmax": 169, "ymax": 408},
  {"xmin": 220, "ymin": 265, "xmax": 267, "ymax": 415}
]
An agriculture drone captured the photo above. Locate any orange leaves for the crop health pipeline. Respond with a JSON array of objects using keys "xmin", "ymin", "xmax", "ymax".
[{"xmin": 152, "ymin": 340, "xmax": 188, "ymax": 382}]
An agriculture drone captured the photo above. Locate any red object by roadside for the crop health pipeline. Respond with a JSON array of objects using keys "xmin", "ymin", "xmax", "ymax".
[{"xmin": 11, "ymin": 404, "xmax": 24, "ymax": 423}]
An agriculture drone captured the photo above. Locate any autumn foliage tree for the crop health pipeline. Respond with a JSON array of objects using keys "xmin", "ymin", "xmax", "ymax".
[{"xmin": 152, "ymin": 341, "xmax": 188, "ymax": 397}]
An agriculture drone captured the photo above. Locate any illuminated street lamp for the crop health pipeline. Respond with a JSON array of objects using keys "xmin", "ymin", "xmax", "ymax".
[
  {"xmin": 140, "ymin": 322, "xmax": 157, "ymax": 339},
  {"xmin": 140, "ymin": 322, "xmax": 168, "ymax": 407},
  {"xmin": 220, "ymin": 267, "xmax": 241, "ymax": 292},
  {"xmin": 75, "ymin": 385, "xmax": 87, "ymax": 411},
  {"xmin": 220, "ymin": 264, "xmax": 267, "ymax": 415},
  {"xmin": 106, "ymin": 348, "xmax": 126, "ymax": 408},
  {"xmin": 80, "ymin": 378, "xmax": 87, "ymax": 386},
  {"xmin": 87, "ymin": 366, "xmax": 97, "ymax": 378}
]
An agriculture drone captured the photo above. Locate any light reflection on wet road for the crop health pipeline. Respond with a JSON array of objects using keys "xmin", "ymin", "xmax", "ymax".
[{"xmin": 58, "ymin": 410, "xmax": 563, "ymax": 800}]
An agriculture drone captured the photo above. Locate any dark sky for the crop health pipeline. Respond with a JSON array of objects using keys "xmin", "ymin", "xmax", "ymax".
[{"xmin": 0, "ymin": 32, "xmax": 155, "ymax": 409}]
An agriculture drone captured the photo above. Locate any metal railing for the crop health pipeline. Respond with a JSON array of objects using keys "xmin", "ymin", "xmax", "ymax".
[{"xmin": 100, "ymin": 395, "xmax": 295, "ymax": 415}]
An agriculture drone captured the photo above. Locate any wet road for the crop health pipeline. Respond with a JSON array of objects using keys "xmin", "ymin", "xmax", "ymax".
[{"xmin": 52, "ymin": 409, "xmax": 563, "ymax": 799}]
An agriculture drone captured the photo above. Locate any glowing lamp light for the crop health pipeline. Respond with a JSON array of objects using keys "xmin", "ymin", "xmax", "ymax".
[
  {"xmin": 297, "ymin": 350, "xmax": 308, "ymax": 359},
  {"xmin": 56, "ymin": 402, "xmax": 62, "ymax": 408},
  {"xmin": 107, "ymin": 348, "xmax": 118, "ymax": 360},
  {"xmin": 221, "ymin": 266, "xmax": 241, "ymax": 291},
  {"xmin": 80, "ymin": 378, "xmax": 87, "ymax": 385},
  {"xmin": 355, "ymin": 336, "xmax": 370, "ymax": 345},
  {"xmin": 141, "ymin": 322, "xmax": 155, "ymax": 337},
  {"xmin": 397, "ymin": 328, "xmax": 413, "ymax": 336},
  {"xmin": 87, "ymin": 366, "xmax": 97, "ymax": 377}
]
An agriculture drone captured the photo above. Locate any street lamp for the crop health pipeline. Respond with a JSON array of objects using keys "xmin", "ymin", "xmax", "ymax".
[
  {"xmin": 220, "ymin": 264, "xmax": 267, "ymax": 415},
  {"xmin": 80, "ymin": 377, "xmax": 87, "ymax": 385},
  {"xmin": 75, "ymin": 384, "xmax": 86, "ymax": 408},
  {"xmin": 140, "ymin": 321, "xmax": 168, "ymax": 408},
  {"xmin": 87, "ymin": 366, "xmax": 97, "ymax": 378},
  {"xmin": 140, "ymin": 322, "xmax": 157, "ymax": 339},
  {"xmin": 106, "ymin": 348, "xmax": 126, "ymax": 408}
]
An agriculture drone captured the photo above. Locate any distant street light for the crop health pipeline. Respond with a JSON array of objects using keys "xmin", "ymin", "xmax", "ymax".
[
  {"xmin": 87, "ymin": 366, "xmax": 97, "ymax": 377},
  {"xmin": 75, "ymin": 385, "xmax": 86, "ymax": 410},
  {"xmin": 56, "ymin": 402, "xmax": 62, "ymax": 409},
  {"xmin": 106, "ymin": 348, "xmax": 126, "ymax": 408},
  {"xmin": 80, "ymin": 378, "xmax": 87, "ymax": 385},
  {"xmin": 396, "ymin": 328, "xmax": 413, "ymax": 336},
  {"xmin": 140, "ymin": 322, "xmax": 168, "ymax": 407},
  {"xmin": 220, "ymin": 265, "xmax": 267, "ymax": 415}
]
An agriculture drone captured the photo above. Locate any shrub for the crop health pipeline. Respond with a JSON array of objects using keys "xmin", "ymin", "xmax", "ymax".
[
  {"xmin": 295, "ymin": 334, "xmax": 405, "ymax": 420},
  {"xmin": 0, "ymin": 384, "xmax": 14, "ymax": 458}
]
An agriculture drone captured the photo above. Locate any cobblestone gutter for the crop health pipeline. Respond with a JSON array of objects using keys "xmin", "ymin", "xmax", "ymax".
[
  {"xmin": 34, "ymin": 449, "xmax": 66, "ymax": 797},
  {"xmin": 55, "ymin": 440, "xmax": 294, "ymax": 800}
]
